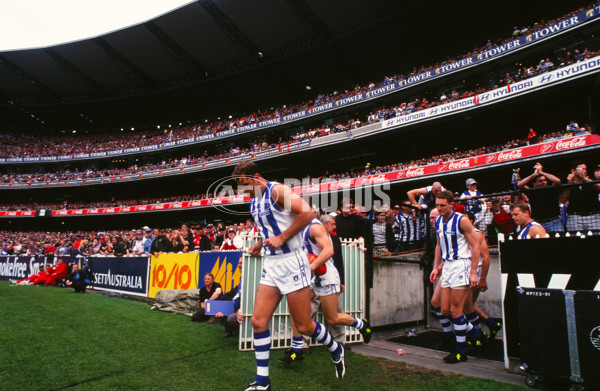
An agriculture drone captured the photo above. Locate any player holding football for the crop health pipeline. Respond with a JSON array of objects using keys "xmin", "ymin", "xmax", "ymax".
[{"xmin": 278, "ymin": 215, "xmax": 371, "ymax": 364}]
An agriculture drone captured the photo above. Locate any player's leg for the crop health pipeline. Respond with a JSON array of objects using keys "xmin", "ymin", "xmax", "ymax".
[
  {"xmin": 287, "ymin": 287, "xmax": 345, "ymax": 378},
  {"xmin": 432, "ymin": 281, "xmax": 453, "ymax": 349},
  {"xmin": 444, "ymin": 286, "xmax": 470, "ymax": 363},
  {"xmin": 320, "ymin": 290, "xmax": 371, "ymax": 343},
  {"xmin": 278, "ymin": 315, "xmax": 305, "ymax": 364},
  {"xmin": 474, "ymin": 304, "xmax": 502, "ymax": 339},
  {"xmin": 302, "ymin": 294, "xmax": 320, "ymax": 352},
  {"xmin": 464, "ymin": 288, "xmax": 486, "ymax": 349},
  {"xmin": 246, "ymin": 284, "xmax": 282, "ymax": 390},
  {"xmin": 330, "ymin": 293, "xmax": 346, "ymax": 348}
]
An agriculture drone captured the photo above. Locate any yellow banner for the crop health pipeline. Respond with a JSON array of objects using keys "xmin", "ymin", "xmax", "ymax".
[{"xmin": 148, "ymin": 253, "xmax": 199, "ymax": 298}]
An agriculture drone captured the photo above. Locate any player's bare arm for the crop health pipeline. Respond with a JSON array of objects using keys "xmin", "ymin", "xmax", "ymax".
[
  {"xmin": 460, "ymin": 216, "xmax": 480, "ymax": 288},
  {"xmin": 310, "ymin": 223, "xmax": 334, "ymax": 273},
  {"xmin": 478, "ymin": 232, "xmax": 490, "ymax": 292},
  {"xmin": 262, "ymin": 183, "xmax": 314, "ymax": 250}
]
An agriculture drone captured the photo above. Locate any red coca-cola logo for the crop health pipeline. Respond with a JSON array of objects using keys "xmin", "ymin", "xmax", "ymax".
[
  {"xmin": 449, "ymin": 159, "xmax": 471, "ymax": 170},
  {"xmin": 396, "ymin": 171, "xmax": 406, "ymax": 179},
  {"xmin": 498, "ymin": 149, "xmax": 523, "ymax": 161},
  {"xmin": 406, "ymin": 167, "xmax": 425, "ymax": 177},
  {"xmin": 540, "ymin": 142, "xmax": 554, "ymax": 153},
  {"xmin": 335, "ymin": 180, "xmax": 352, "ymax": 189},
  {"xmin": 485, "ymin": 155, "xmax": 496, "ymax": 164},
  {"xmin": 555, "ymin": 136, "xmax": 587, "ymax": 151},
  {"xmin": 369, "ymin": 174, "xmax": 387, "ymax": 184},
  {"xmin": 438, "ymin": 162, "xmax": 448, "ymax": 172}
]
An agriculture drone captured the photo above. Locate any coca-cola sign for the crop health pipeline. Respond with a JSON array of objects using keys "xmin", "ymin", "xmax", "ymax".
[
  {"xmin": 396, "ymin": 171, "xmax": 406, "ymax": 179},
  {"xmin": 449, "ymin": 159, "xmax": 471, "ymax": 170},
  {"xmin": 485, "ymin": 155, "xmax": 496, "ymax": 164},
  {"xmin": 539, "ymin": 142, "xmax": 554, "ymax": 154},
  {"xmin": 437, "ymin": 162, "xmax": 449, "ymax": 172},
  {"xmin": 555, "ymin": 136, "xmax": 587, "ymax": 151},
  {"xmin": 405, "ymin": 167, "xmax": 425, "ymax": 177},
  {"xmin": 497, "ymin": 149, "xmax": 523, "ymax": 161},
  {"xmin": 369, "ymin": 174, "xmax": 387, "ymax": 184}
]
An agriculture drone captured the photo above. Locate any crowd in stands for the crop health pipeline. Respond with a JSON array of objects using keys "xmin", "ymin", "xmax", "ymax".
[
  {"xmin": 0, "ymin": 220, "xmax": 253, "ymax": 258},
  {"xmin": 2, "ymin": 164, "xmax": 599, "ymax": 259},
  {"xmin": 0, "ymin": 2, "xmax": 596, "ymax": 161},
  {"xmin": 1, "ymin": 45, "xmax": 598, "ymax": 187},
  {"xmin": 0, "ymin": 120, "xmax": 590, "ymax": 212}
]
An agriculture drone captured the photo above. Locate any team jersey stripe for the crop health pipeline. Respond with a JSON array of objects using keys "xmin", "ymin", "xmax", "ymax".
[{"xmin": 436, "ymin": 212, "xmax": 471, "ymax": 261}]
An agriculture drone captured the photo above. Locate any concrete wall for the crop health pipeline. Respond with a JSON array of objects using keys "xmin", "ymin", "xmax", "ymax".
[
  {"xmin": 370, "ymin": 253, "xmax": 424, "ymax": 327},
  {"xmin": 371, "ymin": 249, "xmax": 502, "ymax": 329}
]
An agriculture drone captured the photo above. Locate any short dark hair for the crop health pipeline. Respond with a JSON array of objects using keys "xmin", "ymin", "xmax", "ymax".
[
  {"xmin": 435, "ymin": 190, "xmax": 455, "ymax": 204},
  {"xmin": 340, "ymin": 197, "xmax": 354, "ymax": 209},
  {"xmin": 232, "ymin": 161, "xmax": 260, "ymax": 178},
  {"xmin": 571, "ymin": 160, "xmax": 586, "ymax": 170},
  {"xmin": 510, "ymin": 201, "xmax": 530, "ymax": 214},
  {"xmin": 464, "ymin": 211, "xmax": 475, "ymax": 223}
]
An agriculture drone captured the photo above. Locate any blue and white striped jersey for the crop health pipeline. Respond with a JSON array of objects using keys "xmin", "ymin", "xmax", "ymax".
[
  {"xmin": 302, "ymin": 218, "xmax": 340, "ymax": 286},
  {"xmin": 250, "ymin": 181, "xmax": 304, "ymax": 256},
  {"xmin": 460, "ymin": 189, "xmax": 483, "ymax": 214},
  {"xmin": 435, "ymin": 212, "xmax": 471, "ymax": 261},
  {"xmin": 393, "ymin": 212, "xmax": 420, "ymax": 242},
  {"xmin": 516, "ymin": 220, "xmax": 543, "ymax": 239}
]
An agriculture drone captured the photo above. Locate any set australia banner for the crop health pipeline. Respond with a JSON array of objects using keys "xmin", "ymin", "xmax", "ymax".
[
  {"xmin": 89, "ymin": 256, "xmax": 150, "ymax": 297},
  {"xmin": 1, "ymin": 6, "xmax": 597, "ymax": 166}
]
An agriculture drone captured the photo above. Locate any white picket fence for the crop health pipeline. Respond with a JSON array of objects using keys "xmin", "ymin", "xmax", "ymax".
[{"xmin": 238, "ymin": 233, "xmax": 365, "ymax": 351}]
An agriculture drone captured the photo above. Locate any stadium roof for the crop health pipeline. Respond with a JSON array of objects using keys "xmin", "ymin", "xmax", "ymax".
[{"xmin": 0, "ymin": 0, "xmax": 590, "ymax": 132}]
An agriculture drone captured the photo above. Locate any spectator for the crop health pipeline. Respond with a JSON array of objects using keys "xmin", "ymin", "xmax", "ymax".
[
  {"xmin": 215, "ymin": 259, "xmax": 244, "ymax": 338},
  {"xmin": 517, "ymin": 163, "xmax": 564, "ymax": 232},
  {"xmin": 191, "ymin": 273, "xmax": 222, "ymax": 322},
  {"xmin": 526, "ymin": 127, "xmax": 538, "ymax": 144},
  {"xmin": 564, "ymin": 160, "xmax": 600, "ymax": 231},
  {"xmin": 214, "ymin": 225, "xmax": 226, "ymax": 249},
  {"xmin": 151, "ymin": 229, "xmax": 172, "ymax": 256},
  {"xmin": 143, "ymin": 228, "xmax": 154, "ymax": 255},
  {"xmin": 372, "ymin": 211, "xmax": 395, "ymax": 256},
  {"xmin": 111, "ymin": 236, "xmax": 127, "ymax": 257},
  {"xmin": 460, "ymin": 178, "xmax": 485, "ymax": 230},
  {"xmin": 408, "ymin": 182, "xmax": 446, "ymax": 210},
  {"xmin": 220, "ymin": 228, "xmax": 243, "ymax": 250},
  {"xmin": 180, "ymin": 225, "xmax": 195, "ymax": 252},
  {"xmin": 129, "ymin": 230, "xmax": 146, "ymax": 256},
  {"xmin": 65, "ymin": 263, "xmax": 92, "ymax": 293},
  {"xmin": 37, "ymin": 258, "xmax": 69, "ymax": 286},
  {"xmin": 393, "ymin": 201, "xmax": 422, "ymax": 252},
  {"xmin": 11, "ymin": 265, "xmax": 52, "ymax": 285},
  {"xmin": 485, "ymin": 197, "xmax": 515, "ymax": 236},
  {"xmin": 170, "ymin": 229, "xmax": 186, "ymax": 253}
]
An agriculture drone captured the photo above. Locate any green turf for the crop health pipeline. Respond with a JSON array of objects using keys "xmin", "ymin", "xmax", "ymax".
[{"xmin": 0, "ymin": 281, "xmax": 526, "ymax": 390}]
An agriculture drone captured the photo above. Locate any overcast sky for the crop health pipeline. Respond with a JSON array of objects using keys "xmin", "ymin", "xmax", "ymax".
[{"xmin": 0, "ymin": 0, "xmax": 192, "ymax": 51}]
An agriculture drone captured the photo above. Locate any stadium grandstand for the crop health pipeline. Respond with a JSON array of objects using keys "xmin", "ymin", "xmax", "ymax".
[
  {"xmin": 0, "ymin": 0, "xmax": 598, "ymax": 233},
  {"xmin": 2, "ymin": 1, "xmax": 600, "ymax": 388}
]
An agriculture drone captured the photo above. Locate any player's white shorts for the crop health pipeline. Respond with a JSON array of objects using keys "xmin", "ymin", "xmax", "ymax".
[
  {"xmin": 440, "ymin": 257, "xmax": 471, "ymax": 288},
  {"xmin": 476, "ymin": 264, "xmax": 482, "ymax": 282},
  {"xmin": 260, "ymin": 249, "xmax": 310, "ymax": 295},
  {"xmin": 311, "ymin": 281, "xmax": 341, "ymax": 297}
]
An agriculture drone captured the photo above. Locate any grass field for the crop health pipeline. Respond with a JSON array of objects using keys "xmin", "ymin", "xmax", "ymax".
[{"xmin": 0, "ymin": 281, "xmax": 526, "ymax": 391}]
